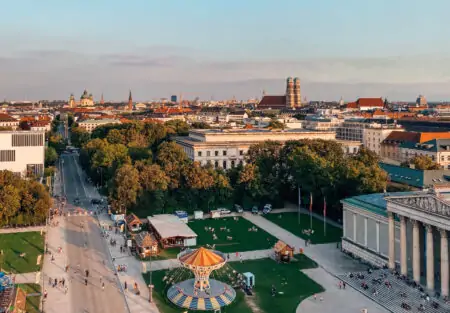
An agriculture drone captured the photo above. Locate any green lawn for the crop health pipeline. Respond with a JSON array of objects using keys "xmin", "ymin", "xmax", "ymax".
[
  {"xmin": 264, "ymin": 212, "xmax": 342, "ymax": 244},
  {"xmin": 143, "ymin": 270, "xmax": 253, "ymax": 313},
  {"xmin": 0, "ymin": 232, "xmax": 44, "ymax": 273},
  {"xmin": 230, "ymin": 257, "xmax": 324, "ymax": 313},
  {"xmin": 17, "ymin": 283, "xmax": 41, "ymax": 313},
  {"xmin": 188, "ymin": 217, "xmax": 278, "ymax": 253}
]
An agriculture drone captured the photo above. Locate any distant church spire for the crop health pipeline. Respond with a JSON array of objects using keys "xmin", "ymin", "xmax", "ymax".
[
  {"xmin": 128, "ymin": 90, "xmax": 133, "ymax": 110},
  {"xmin": 100, "ymin": 93, "xmax": 104, "ymax": 105}
]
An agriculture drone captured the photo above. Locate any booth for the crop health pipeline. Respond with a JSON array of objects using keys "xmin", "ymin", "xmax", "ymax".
[
  {"xmin": 210, "ymin": 210, "xmax": 221, "ymax": 219},
  {"xmin": 274, "ymin": 240, "xmax": 295, "ymax": 262},
  {"xmin": 174, "ymin": 211, "xmax": 189, "ymax": 223},
  {"xmin": 125, "ymin": 213, "xmax": 143, "ymax": 232},
  {"xmin": 243, "ymin": 272, "xmax": 255, "ymax": 287},
  {"xmin": 194, "ymin": 211, "xmax": 204, "ymax": 220},
  {"xmin": 134, "ymin": 231, "xmax": 159, "ymax": 258}
]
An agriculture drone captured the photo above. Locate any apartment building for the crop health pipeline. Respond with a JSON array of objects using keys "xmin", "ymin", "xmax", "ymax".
[
  {"xmin": 303, "ymin": 116, "xmax": 342, "ymax": 131},
  {"xmin": 78, "ymin": 119, "xmax": 121, "ymax": 133},
  {"xmin": 0, "ymin": 114, "xmax": 19, "ymax": 129},
  {"xmin": 175, "ymin": 129, "xmax": 336, "ymax": 169},
  {"xmin": 362, "ymin": 125, "xmax": 403, "ymax": 156},
  {"xmin": 0, "ymin": 131, "xmax": 45, "ymax": 176},
  {"xmin": 400, "ymin": 139, "xmax": 450, "ymax": 169}
]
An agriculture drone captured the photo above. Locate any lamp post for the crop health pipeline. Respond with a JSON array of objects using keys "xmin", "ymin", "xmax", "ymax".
[{"xmin": 148, "ymin": 253, "xmax": 153, "ymax": 302}]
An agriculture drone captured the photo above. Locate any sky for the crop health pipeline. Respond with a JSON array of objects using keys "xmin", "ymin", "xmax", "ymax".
[{"xmin": 1, "ymin": 0, "xmax": 450, "ymax": 101}]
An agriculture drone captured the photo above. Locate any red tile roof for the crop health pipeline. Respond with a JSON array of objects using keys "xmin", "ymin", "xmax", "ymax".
[
  {"xmin": 383, "ymin": 131, "xmax": 420, "ymax": 144},
  {"xmin": 258, "ymin": 96, "xmax": 286, "ymax": 108},
  {"xmin": 356, "ymin": 98, "xmax": 384, "ymax": 107},
  {"xmin": 0, "ymin": 114, "xmax": 17, "ymax": 122},
  {"xmin": 346, "ymin": 102, "xmax": 358, "ymax": 109}
]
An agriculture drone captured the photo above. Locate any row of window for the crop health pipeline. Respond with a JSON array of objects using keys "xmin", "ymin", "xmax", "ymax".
[
  {"xmin": 197, "ymin": 150, "xmax": 244, "ymax": 157},
  {"xmin": 12, "ymin": 134, "xmax": 44, "ymax": 147},
  {"xmin": 211, "ymin": 160, "xmax": 243, "ymax": 169},
  {"xmin": 0, "ymin": 150, "xmax": 15, "ymax": 162}
]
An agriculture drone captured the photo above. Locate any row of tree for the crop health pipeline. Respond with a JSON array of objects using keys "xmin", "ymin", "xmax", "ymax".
[
  {"xmin": 0, "ymin": 170, "xmax": 52, "ymax": 226},
  {"xmin": 77, "ymin": 120, "xmax": 387, "ymax": 220}
]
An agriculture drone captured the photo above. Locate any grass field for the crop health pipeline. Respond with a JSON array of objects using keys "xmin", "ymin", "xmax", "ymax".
[
  {"xmin": 144, "ymin": 254, "xmax": 322, "ymax": 313},
  {"xmin": 0, "ymin": 232, "xmax": 44, "ymax": 273},
  {"xmin": 17, "ymin": 283, "xmax": 41, "ymax": 313},
  {"xmin": 264, "ymin": 212, "xmax": 342, "ymax": 244},
  {"xmin": 143, "ymin": 270, "xmax": 253, "ymax": 313},
  {"xmin": 188, "ymin": 216, "xmax": 278, "ymax": 253},
  {"xmin": 230, "ymin": 257, "xmax": 324, "ymax": 313}
]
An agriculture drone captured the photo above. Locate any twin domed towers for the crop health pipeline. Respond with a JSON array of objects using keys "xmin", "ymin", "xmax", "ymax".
[{"xmin": 286, "ymin": 77, "xmax": 301, "ymax": 108}]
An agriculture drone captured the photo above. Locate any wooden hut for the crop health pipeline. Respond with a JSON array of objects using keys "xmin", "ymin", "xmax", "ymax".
[
  {"xmin": 125, "ymin": 213, "xmax": 143, "ymax": 232},
  {"xmin": 273, "ymin": 240, "xmax": 294, "ymax": 262},
  {"xmin": 134, "ymin": 231, "xmax": 159, "ymax": 258}
]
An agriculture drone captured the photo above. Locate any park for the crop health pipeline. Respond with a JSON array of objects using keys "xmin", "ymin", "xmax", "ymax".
[{"xmin": 0, "ymin": 232, "xmax": 44, "ymax": 273}]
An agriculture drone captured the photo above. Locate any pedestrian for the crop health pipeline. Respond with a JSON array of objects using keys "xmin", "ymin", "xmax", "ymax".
[
  {"xmin": 54, "ymin": 278, "xmax": 57, "ymax": 287},
  {"xmin": 44, "ymin": 289, "xmax": 48, "ymax": 300},
  {"xmin": 51, "ymin": 254, "xmax": 55, "ymax": 262},
  {"xmin": 338, "ymin": 281, "xmax": 342, "ymax": 289},
  {"xmin": 313, "ymin": 294, "xmax": 317, "ymax": 300},
  {"xmin": 239, "ymin": 254, "xmax": 243, "ymax": 263},
  {"xmin": 227, "ymin": 253, "xmax": 230, "ymax": 260},
  {"xmin": 320, "ymin": 296, "xmax": 323, "ymax": 302},
  {"xmin": 85, "ymin": 269, "xmax": 89, "ymax": 278},
  {"xmin": 124, "ymin": 281, "xmax": 127, "ymax": 291},
  {"xmin": 64, "ymin": 286, "xmax": 68, "ymax": 295},
  {"xmin": 62, "ymin": 278, "xmax": 65, "ymax": 287},
  {"xmin": 343, "ymin": 281, "xmax": 346, "ymax": 289},
  {"xmin": 85, "ymin": 278, "xmax": 88, "ymax": 286},
  {"xmin": 102, "ymin": 282, "xmax": 105, "ymax": 290},
  {"xmin": 48, "ymin": 277, "xmax": 52, "ymax": 286}
]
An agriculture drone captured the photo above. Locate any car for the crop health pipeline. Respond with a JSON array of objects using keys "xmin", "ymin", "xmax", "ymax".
[
  {"xmin": 251, "ymin": 206, "xmax": 259, "ymax": 214},
  {"xmin": 91, "ymin": 199, "xmax": 102, "ymax": 205},
  {"xmin": 217, "ymin": 208, "xmax": 231, "ymax": 215},
  {"xmin": 234, "ymin": 204, "xmax": 244, "ymax": 213},
  {"xmin": 263, "ymin": 204, "xmax": 272, "ymax": 214}
]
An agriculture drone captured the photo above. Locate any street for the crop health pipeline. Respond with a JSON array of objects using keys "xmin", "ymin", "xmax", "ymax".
[{"xmin": 59, "ymin": 153, "xmax": 128, "ymax": 313}]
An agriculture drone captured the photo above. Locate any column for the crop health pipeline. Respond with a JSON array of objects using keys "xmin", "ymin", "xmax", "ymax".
[
  {"xmin": 388, "ymin": 212, "xmax": 395, "ymax": 269},
  {"xmin": 412, "ymin": 220, "xmax": 421, "ymax": 283},
  {"xmin": 441, "ymin": 229, "xmax": 449, "ymax": 298},
  {"xmin": 426, "ymin": 225, "xmax": 434, "ymax": 291},
  {"xmin": 400, "ymin": 216, "xmax": 407, "ymax": 276}
]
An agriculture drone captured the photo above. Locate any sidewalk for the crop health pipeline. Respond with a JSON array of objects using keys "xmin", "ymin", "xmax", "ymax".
[
  {"xmin": 13, "ymin": 272, "xmax": 39, "ymax": 284},
  {"xmin": 0, "ymin": 226, "xmax": 44, "ymax": 234}
]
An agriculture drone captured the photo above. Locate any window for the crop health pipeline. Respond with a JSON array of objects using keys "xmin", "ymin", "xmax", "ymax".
[
  {"xmin": 239, "ymin": 160, "xmax": 243, "ymax": 166},
  {"xmin": 12, "ymin": 133, "xmax": 44, "ymax": 147},
  {"xmin": 223, "ymin": 150, "xmax": 227, "ymax": 156},
  {"xmin": 214, "ymin": 161, "xmax": 218, "ymax": 168},
  {"xmin": 231, "ymin": 160, "xmax": 235, "ymax": 168},
  {"xmin": 441, "ymin": 156, "xmax": 445, "ymax": 162},
  {"xmin": 223, "ymin": 161, "xmax": 227, "ymax": 169},
  {"xmin": 215, "ymin": 151, "xmax": 219, "ymax": 156},
  {"xmin": 207, "ymin": 151, "xmax": 210, "ymax": 157},
  {"xmin": 0, "ymin": 150, "xmax": 15, "ymax": 162},
  {"xmin": 26, "ymin": 164, "xmax": 43, "ymax": 176},
  {"xmin": 447, "ymin": 156, "xmax": 450, "ymax": 161},
  {"xmin": 198, "ymin": 151, "xmax": 202, "ymax": 157},
  {"xmin": 239, "ymin": 150, "xmax": 244, "ymax": 156}
]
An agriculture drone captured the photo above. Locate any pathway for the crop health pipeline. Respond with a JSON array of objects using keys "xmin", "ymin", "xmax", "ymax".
[
  {"xmin": 13, "ymin": 272, "xmax": 39, "ymax": 284},
  {"xmin": 0, "ymin": 226, "xmax": 44, "ymax": 234},
  {"xmin": 243, "ymin": 212, "xmax": 389, "ymax": 313}
]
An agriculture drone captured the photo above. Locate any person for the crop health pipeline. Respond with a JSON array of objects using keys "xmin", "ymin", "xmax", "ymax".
[
  {"xmin": 85, "ymin": 269, "xmax": 89, "ymax": 278},
  {"xmin": 343, "ymin": 281, "xmax": 346, "ymax": 289},
  {"xmin": 85, "ymin": 278, "xmax": 88, "ymax": 286},
  {"xmin": 124, "ymin": 281, "xmax": 127, "ymax": 291},
  {"xmin": 62, "ymin": 278, "xmax": 65, "ymax": 287},
  {"xmin": 44, "ymin": 289, "xmax": 48, "ymax": 300},
  {"xmin": 102, "ymin": 282, "xmax": 105, "ymax": 290}
]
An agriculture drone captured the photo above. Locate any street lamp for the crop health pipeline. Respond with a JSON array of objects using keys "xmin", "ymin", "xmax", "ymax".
[{"xmin": 148, "ymin": 253, "xmax": 153, "ymax": 302}]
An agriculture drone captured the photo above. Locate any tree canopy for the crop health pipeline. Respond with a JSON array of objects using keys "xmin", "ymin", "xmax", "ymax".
[{"xmin": 401, "ymin": 155, "xmax": 440, "ymax": 170}]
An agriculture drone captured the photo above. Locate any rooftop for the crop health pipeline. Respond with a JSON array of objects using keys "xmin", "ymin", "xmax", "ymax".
[
  {"xmin": 179, "ymin": 247, "xmax": 225, "ymax": 267},
  {"xmin": 147, "ymin": 214, "xmax": 197, "ymax": 239}
]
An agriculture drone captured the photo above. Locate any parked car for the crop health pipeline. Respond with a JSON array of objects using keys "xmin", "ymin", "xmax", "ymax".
[
  {"xmin": 251, "ymin": 206, "xmax": 259, "ymax": 214},
  {"xmin": 91, "ymin": 199, "xmax": 102, "ymax": 205},
  {"xmin": 217, "ymin": 208, "xmax": 231, "ymax": 215},
  {"xmin": 263, "ymin": 204, "xmax": 272, "ymax": 214},
  {"xmin": 234, "ymin": 204, "xmax": 244, "ymax": 213}
]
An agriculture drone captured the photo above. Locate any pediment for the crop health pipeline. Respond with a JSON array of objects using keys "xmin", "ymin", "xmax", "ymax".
[{"xmin": 387, "ymin": 195, "xmax": 450, "ymax": 217}]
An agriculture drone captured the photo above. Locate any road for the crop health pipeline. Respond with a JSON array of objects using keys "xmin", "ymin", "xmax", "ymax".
[{"xmin": 59, "ymin": 153, "xmax": 128, "ymax": 313}]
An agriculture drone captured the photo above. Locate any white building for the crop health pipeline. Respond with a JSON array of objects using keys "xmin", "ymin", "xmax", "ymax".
[
  {"xmin": 0, "ymin": 131, "xmax": 45, "ymax": 176},
  {"xmin": 30, "ymin": 121, "xmax": 51, "ymax": 132},
  {"xmin": 175, "ymin": 129, "xmax": 336, "ymax": 169},
  {"xmin": 0, "ymin": 114, "xmax": 19, "ymax": 130},
  {"xmin": 78, "ymin": 119, "xmax": 121, "ymax": 133},
  {"xmin": 363, "ymin": 125, "xmax": 403, "ymax": 156}
]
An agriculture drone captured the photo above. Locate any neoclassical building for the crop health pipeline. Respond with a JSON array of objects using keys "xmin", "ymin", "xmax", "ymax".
[
  {"xmin": 69, "ymin": 89, "xmax": 94, "ymax": 107},
  {"xmin": 342, "ymin": 189, "xmax": 450, "ymax": 297}
]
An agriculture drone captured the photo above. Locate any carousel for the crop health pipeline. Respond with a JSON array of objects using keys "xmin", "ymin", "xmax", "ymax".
[{"xmin": 166, "ymin": 247, "xmax": 236, "ymax": 311}]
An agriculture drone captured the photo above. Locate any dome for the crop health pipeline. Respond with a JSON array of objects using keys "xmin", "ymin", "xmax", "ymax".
[
  {"xmin": 294, "ymin": 77, "xmax": 300, "ymax": 83},
  {"xmin": 179, "ymin": 247, "xmax": 225, "ymax": 267},
  {"xmin": 286, "ymin": 77, "xmax": 293, "ymax": 82}
]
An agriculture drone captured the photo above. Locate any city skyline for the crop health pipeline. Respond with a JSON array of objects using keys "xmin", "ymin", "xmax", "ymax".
[{"xmin": 1, "ymin": 0, "xmax": 450, "ymax": 100}]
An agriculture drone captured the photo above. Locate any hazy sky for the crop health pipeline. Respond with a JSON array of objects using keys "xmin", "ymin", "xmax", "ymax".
[{"xmin": 1, "ymin": 0, "xmax": 450, "ymax": 101}]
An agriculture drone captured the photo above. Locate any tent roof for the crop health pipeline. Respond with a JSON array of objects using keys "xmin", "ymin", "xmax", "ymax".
[
  {"xmin": 147, "ymin": 214, "xmax": 197, "ymax": 239},
  {"xmin": 179, "ymin": 247, "xmax": 224, "ymax": 267}
]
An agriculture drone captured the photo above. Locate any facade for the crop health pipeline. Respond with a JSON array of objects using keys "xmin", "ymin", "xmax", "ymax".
[
  {"xmin": 0, "ymin": 114, "xmax": 19, "ymax": 129},
  {"xmin": 258, "ymin": 77, "xmax": 302, "ymax": 109},
  {"xmin": 78, "ymin": 119, "xmax": 121, "ymax": 133},
  {"xmin": 29, "ymin": 121, "xmax": 51, "ymax": 132},
  {"xmin": 303, "ymin": 116, "xmax": 342, "ymax": 131},
  {"xmin": 346, "ymin": 98, "xmax": 385, "ymax": 111},
  {"xmin": 400, "ymin": 139, "xmax": 450, "ymax": 168},
  {"xmin": 175, "ymin": 129, "xmax": 336, "ymax": 169},
  {"xmin": 336, "ymin": 119, "xmax": 365, "ymax": 142},
  {"xmin": 362, "ymin": 125, "xmax": 403, "ymax": 156},
  {"xmin": 341, "ymin": 190, "xmax": 450, "ymax": 296},
  {"xmin": 0, "ymin": 131, "xmax": 45, "ymax": 176},
  {"xmin": 69, "ymin": 90, "xmax": 94, "ymax": 107}
]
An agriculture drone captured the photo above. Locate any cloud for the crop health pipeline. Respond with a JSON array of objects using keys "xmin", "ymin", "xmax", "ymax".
[{"xmin": 0, "ymin": 49, "xmax": 450, "ymax": 100}]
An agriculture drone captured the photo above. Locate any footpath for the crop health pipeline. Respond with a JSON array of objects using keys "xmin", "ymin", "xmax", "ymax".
[{"xmin": 41, "ymin": 169, "xmax": 73, "ymax": 313}]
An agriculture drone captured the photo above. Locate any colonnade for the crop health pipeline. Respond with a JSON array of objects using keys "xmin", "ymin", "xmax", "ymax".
[{"xmin": 388, "ymin": 212, "xmax": 449, "ymax": 297}]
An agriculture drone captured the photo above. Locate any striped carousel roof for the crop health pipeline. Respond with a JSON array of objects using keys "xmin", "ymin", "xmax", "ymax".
[
  {"xmin": 167, "ymin": 283, "xmax": 236, "ymax": 310},
  {"xmin": 179, "ymin": 247, "xmax": 224, "ymax": 267}
]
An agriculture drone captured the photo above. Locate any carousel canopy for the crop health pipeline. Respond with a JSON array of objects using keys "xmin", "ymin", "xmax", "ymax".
[{"xmin": 179, "ymin": 247, "xmax": 224, "ymax": 267}]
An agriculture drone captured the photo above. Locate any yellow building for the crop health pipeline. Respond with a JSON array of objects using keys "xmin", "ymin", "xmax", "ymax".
[{"xmin": 69, "ymin": 89, "xmax": 94, "ymax": 107}]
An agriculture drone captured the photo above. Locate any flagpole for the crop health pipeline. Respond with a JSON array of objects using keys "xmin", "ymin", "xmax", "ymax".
[
  {"xmin": 298, "ymin": 186, "xmax": 301, "ymax": 225},
  {"xmin": 309, "ymin": 192, "xmax": 313, "ymax": 230},
  {"xmin": 323, "ymin": 197, "xmax": 327, "ymax": 237}
]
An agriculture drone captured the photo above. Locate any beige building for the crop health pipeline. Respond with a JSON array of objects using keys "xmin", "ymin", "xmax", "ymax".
[
  {"xmin": 78, "ymin": 119, "xmax": 121, "ymax": 133},
  {"xmin": 400, "ymin": 139, "xmax": 450, "ymax": 169},
  {"xmin": 0, "ymin": 114, "xmax": 19, "ymax": 129},
  {"xmin": 363, "ymin": 125, "xmax": 403, "ymax": 156},
  {"xmin": 175, "ymin": 129, "xmax": 336, "ymax": 169}
]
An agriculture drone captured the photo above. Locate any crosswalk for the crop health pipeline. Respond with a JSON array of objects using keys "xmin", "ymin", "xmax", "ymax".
[{"xmin": 337, "ymin": 269, "xmax": 450, "ymax": 313}]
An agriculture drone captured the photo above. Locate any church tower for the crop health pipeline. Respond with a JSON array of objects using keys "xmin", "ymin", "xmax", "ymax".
[
  {"xmin": 100, "ymin": 93, "xmax": 104, "ymax": 105},
  {"xmin": 293, "ymin": 77, "xmax": 301, "ymax": 107},
  {"xmin": 128, "ymin": 90, "xmax": 133, "ymax": 111},
  {"xmin": 69, "ymin": 93, "xmax": 76, "ymax": 108},
  {"xmin": 286, "ymin": 77, "xmax": 294, "ymax": 108}
]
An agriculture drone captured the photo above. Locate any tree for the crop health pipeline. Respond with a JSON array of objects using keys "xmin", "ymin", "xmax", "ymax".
[
  {"xmin": 402, "ymin": 155, "xmax": 440, "ymax": 170},
  {"xmin": 45, "ymin": 147, "xmax": 58, "ymax": 166},
  {"xmin": 19, "ymin": 121, "xmax": 30, "ymax": 130},
  {"xmin": 191, "ymin": 122, "xmax": 210, "ymax": 129},
  {"xmin": 267, "ymin": 119, "xmax": 285, "ymax": 129},
  {"xmin": 71, "ymin": 127, "xmax": 90, "ymax": 148},
  {"xmin": 0, "ymin": 126, "xmax": 13, "ymax": 131},
  {"xmin": 156, "ymin": 141, "xmax": 189, "ymax": 189},
  {"xmin": 0, "ymin": 185, "xmax": 21, "ymax": 225},
  {"xmin": 165, "ymin": 120, "xmax": 190, "ymax": 136},
  {"xmin": 110, "ymin": 164, "xmax": 141, "ymax": 214},
  {"xmin": 106, "ymin": 129, "xmax": 125, "ymax": 145},
  {"xmin": 48, "ymin": 133, "xmax": 66, "ymax": 155}
]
